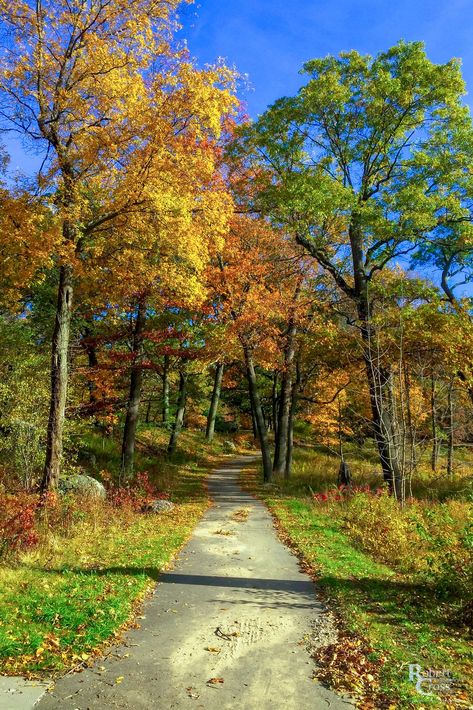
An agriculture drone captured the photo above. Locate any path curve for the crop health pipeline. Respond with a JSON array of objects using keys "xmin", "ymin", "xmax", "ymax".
[{"xmin": 38, "ymin": 456, "xmax": 353, "ymax": 710}]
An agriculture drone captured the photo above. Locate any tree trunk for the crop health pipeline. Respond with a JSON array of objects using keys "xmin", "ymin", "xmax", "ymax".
[
  {"xmin": 145, "ymin": 398, "xmax": 152, "ymax": 423},
  {"xmin": 250, "ymin": 399, "xmax": 258, "ymax": 439},
  {"xmin": 244, "ymin": 347, "xmax": 273, "ymax": 482},
  {"xmin": 41, "ymin": 263, "xmax": 74, "ymax": 492},
  {"xmin": 271, "ymin": 372, "xmax": 279, "ymax": 437},
  {"xmin": 284, "ymin": 363, "xmax": 300, "ymax": 479},
  {"xmin": 121, "ymin": 301, "xmax": 146, "ymax": 478},
  {"xmin": 430, "ymin": 374, "xmax": 440, "ymax": 472},
  {"xmin": 81, "ymin": 326, "xmax": 99, "ymax": 405},
  {"xmin": 447, "ymin": 381, "xmax": 454, "ymax": 477},
  {"xmin": 167, "ymin": 371, "xmax": 188, "ymax": 455},
  {"xmin": 403, "ymin": 362, "xmax": 417, "ymax": 474},
  {"xmin": 273, "ymin": 319, "xmax": 297, "ymax": 476},
  {"xmin": 206, "ymin": 362, "xmax": 224, "ymax": 441},
  {"xmin": 359, "ymin": 295, "xmax": 403, "ymax": 499},
  {"xmin": 162, "ymin": 354, "xmax": 170, "ymax": 426}
]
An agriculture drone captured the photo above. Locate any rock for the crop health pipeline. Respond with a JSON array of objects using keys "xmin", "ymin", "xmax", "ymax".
[
  {"xmin": 59, "ymin": 474, "xmax": 106, "ymax": 499},
  {"xmin": 223, "ymin": 440, "xmax": 237, "ymax": 452},
  {"xmin": 143, "ymin": 499, "xmax": 175, "ymax": 513}
]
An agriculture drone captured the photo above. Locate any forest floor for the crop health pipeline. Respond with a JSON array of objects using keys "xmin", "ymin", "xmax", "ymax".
[
  {"xmin": 27, "ymin": 456, "xmax": 354, "ymax": 710},
  {"xmin": 241, "ymin": 445, "xmax": 473, "ymax": 709},
  {"xmin": 1, "ymin": 434, "xmax": 471, "ymax": 709},
  {"xmin": 0, "ymin": 429, "xmax": 222, "ymax": 680}
]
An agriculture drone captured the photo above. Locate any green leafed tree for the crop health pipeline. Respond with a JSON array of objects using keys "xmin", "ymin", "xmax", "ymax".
[{"xmin": 232, "ymin": 41, "xmax": 473, "ymax": 498}]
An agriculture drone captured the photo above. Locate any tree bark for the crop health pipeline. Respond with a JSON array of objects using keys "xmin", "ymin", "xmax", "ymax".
[
  {"xmin": 447, "ymin": 381, "xmax": 454, "ymax": 477},
  {"xmin": 250, "ymin": 398, "xmax": 258, "ymax": 439},
  {"xmin": 244, "ymin": 346, "xmax": 273, "ymax": 482},
  {"xmin": 284, "ymin": 362, "xmax": 300, "ymax": 479},
  {"xmin": 167, "ymin": 370, "xmax": 187, "ymax": 455},
  {"xmin": 430, "ymin": 374, "xmax": 440, "ymax": 472},
  {"xmin": 121, "ymin": 300, "xmax": 146, "ymax": 478},
  {"xmin": 41, "ymin": 262, "xmax": 74, "ymax": 492},
  {"xmin": 358, "ymin": 290, "xmax": 403, "ymax": 499},
  {"xmin": 162, "ymin": 354, "xmax": 170, "ymax": 426},
  {"xmin": 403, "ymin": 362, "xmax": 417, "ymax": 474},
  {"xmin": 273, "ymin": 318, "xmax": 297, "ymax": 476},
  {"xmin": 81, "ymin": 326, "xmax": 99, "ymax": 405},
  {"xmin": 206, "ymin": 362, "xmax": 224, "ymax": 441},
  {"xmin": 271, "ymin": 371, "xmax": 279, "ymax": 437}
]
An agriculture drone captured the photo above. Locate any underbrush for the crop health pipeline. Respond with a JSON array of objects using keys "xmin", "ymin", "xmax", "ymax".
[
  {"xmin": 0, "ymin": 428, "xmax": 226, "ymax": 676},
  {"xmin": 242, "ymin": 451, "xmax": 473, "ymax": 709}
]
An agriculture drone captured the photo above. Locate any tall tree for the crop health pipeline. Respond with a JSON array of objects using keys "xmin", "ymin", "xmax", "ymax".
[
  {"xmin": 0, "ymin": 0, "xmax": 235, "ymax": 488},
  {"xmin": 234, "ymin": 41, "xmax": 473, "ymax": 497}
]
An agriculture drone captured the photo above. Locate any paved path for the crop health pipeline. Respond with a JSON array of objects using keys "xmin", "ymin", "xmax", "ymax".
[{"xmin": 37, "ymin": 457, "xmax": 352, "ymax": 710}]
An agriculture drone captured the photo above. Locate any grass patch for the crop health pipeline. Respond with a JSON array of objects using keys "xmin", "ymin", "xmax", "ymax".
[
  {"xmin": 0, "ymin": 428, "xmax": 227, "ymax": 677},
  {"xmin": 241, "ymin": 456, "xmax": 473, "ymax": 709}
]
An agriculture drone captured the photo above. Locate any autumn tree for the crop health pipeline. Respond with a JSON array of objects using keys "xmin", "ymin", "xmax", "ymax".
[
  {"xmin": 0, "ymin": 0, "xmax": 235, "ymax": 488},
  {"xmin": 211, "ymin": 215, "xmax": 304, "ymax": 481},
  {"xmin": 234, "ymin": 41, "xmax": 473, "ymax": 497}
]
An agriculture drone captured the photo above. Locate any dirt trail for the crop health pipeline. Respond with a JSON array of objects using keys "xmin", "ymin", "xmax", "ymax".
[{"xmin": 37, "ymin": 456, "xmax": 353, "ymax": 710}]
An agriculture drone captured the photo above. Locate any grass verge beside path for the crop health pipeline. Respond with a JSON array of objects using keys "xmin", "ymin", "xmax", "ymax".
[
  {"xmin": 241, "ymin": 464, "xmax": 473, "ymax": 710},
  {"xmin": 0, "ymin": 430, "xmax": 227, "ymax": 677}
]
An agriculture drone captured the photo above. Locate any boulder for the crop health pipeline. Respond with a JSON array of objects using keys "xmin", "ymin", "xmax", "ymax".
[
  {"xmin": 143, "ymin": 499, "xmax": 175, "ymax": 514},
  {"xmin": 59, "ymin": 474, "xmax": 106, "ymax": 499},
  {"xmin": 223, "ymin": 439, "xmax": 237, "ymax": 453}
]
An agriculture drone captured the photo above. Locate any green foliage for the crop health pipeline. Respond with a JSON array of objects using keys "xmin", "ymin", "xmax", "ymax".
[
  {"xmin": 238, "ymin": 41, "xmax": 473, "ymax": 260},
  {"xmin": 0, "ymin": 429, "xmax": 213, "ymax": 675},
  {"xmin": 242, "ymin": 450, "xmax": 473, "ymax": 708},
  {"xmin": 0, "ymin": 318, "xmax": 49, "ymax": 489}
]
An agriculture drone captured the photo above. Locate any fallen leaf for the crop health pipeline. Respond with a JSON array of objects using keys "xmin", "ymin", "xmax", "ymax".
[
  {"xmin": 115, "ymin": 676, "xmax": 124, "ymax": 684},
  {"xmin": 186, "ymin": 686, "xmax": 200, "ymax": 699},
  {"xmin": 205, "ymin": 647, "xmax": 221, "ymax": 654},
  {"xmin": 207, "ymin": 677, "xmax": 224, "ymax": 685}
]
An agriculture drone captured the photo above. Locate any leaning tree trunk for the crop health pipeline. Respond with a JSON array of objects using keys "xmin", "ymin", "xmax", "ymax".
[
  {"xmin": 206, "ymin": 362, "xmax": 224, "ymax": 441},
  {"xmin": 41, "ymin": 262, "xmax": 74, "ymax": 492},
  {"xmin": 244, "ymin": 346, "xmax": 273, "ymax": 482},
  {"xmin": 167, "ymin": 370, "xmax": 188, "ymax": 455},
  {"xmin": 162, "ymin": 354, "xmax": 170, "ymax": 426},
  {"xmin": 250, "ymin": 398, "xmax": 258, "ymax": 440},
  {"xmin": 121, "ymin": 300, "xmax": 146, "ymax": 478},
  {"xmin": 273, "ymin": 319, "xmax": 297, "ymax": 476}
]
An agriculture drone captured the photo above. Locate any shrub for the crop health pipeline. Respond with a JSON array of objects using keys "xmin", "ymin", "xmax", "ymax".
[
  {"xmin": 312, "ymin": 484, "xmax": 385, "ymax": 504},
  {"xmin": 107, "ymin": 471, "xmax": 169, "ymax": 511},
  {"xmin": 0, "ymin": 493, "xmax": 39, "ymax": 560},
  {"xmin": 341, "ymin": 492, "xmax": 430, "ymax": 573}
]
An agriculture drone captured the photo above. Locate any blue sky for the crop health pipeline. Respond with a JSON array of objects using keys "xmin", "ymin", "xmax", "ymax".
[
  {"xmin": 178, "ymin": 0, "xmax": 473, "ymax": 295},
  {"xmin": 5, "ymin": 0, "xmax": 473, "ymax": 171},
  {"xmin": 3, "ymin": 0, "xmax": 472, "ymax": 292},
  {"xmin": 180, "ymin": 0, "xmax": 473, "ymax": 116}
]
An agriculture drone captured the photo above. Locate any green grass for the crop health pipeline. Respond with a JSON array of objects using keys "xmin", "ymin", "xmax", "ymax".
[
  {"xmin": 0, "ymin": 428, "xmax": 226, "ymax": 676},
  {"xmin": 242, "ymin": 453, "xmax": 473, "ymax": 709},
  {"xmin": 285, "ymin": 439, "xmax": 473, "ymax": 502}
]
